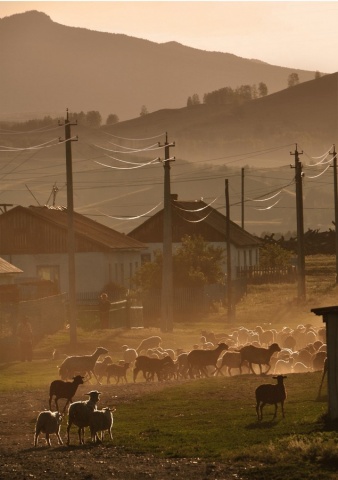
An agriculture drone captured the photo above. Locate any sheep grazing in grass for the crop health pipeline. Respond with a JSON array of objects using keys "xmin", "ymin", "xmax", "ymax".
[
  {"xmin": 58, "ymin": 347, "xmax": 108, "ymax": 383},
  {"xmin": 34, "ymin": 410, "xmax": 63, "ymax": 447},
  {"xmin": 49, "ymin": 375, "xmax": 85, "ymax": 413},
  {"xmin": 89, "ymin": 407, "xmax": 115, "ymax": 443},
  {"xmin": 136, "ymin": 336, "xmax": 162, "ymax": 355},
  {"xmin": 66, "ymin": 390, "xmax": 101, "ymax": 445},
  {"xmin": 187, "ymin": 342, "xmax": 229, "ymax": 378},
  {"xmin": 133, "ymin": 355, "xmax": 174, "ymax": 382},
  {"xmin": 239, "ymin": 343, "xmax": 281, "ymax": 375},
  {"xmin": 106, "ymin": 362, "xmax": 130, "ymax": 384},
  {"xmin": 255, "ymin": 375, "xmax": 287, "ymax": 421}
]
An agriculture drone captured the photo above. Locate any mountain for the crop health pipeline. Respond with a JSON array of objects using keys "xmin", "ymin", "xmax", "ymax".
[{"xmin": 0, "ymin": 10, "xmax": 319, "ymax": 122}]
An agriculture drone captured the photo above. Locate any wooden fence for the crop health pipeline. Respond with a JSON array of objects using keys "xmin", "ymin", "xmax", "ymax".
[{"xmin": 237, "ymin": 266, "xmax": 297, "ymax": 284}]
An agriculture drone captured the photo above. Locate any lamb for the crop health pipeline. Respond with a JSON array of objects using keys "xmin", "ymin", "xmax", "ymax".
[
  {"xmin": 187, "ymin": 342, "xmax": 229, "ymax": 378},
  {"xmin": 66, "ymin": 390, "xmax": 101, "ymax": 445},
  {"xmin": 106, "ymin": 362, "xmax": 130, "ymax": 384},
  {"xmin": 89, "ymin": 407, "xmax": 115, "ymax": 443},
  {"xmin": 133, "ymin": 355, "xmax": 174, "ymax": 382},
  {"xmin": 255, "ymin": 375, "xmax": 287, "ymax": 421},
  {"xmin": 239, "ymin": 343, "xmax": 281, "ymax": 375},
  {"xmin": 49, "ymin": 374, "xmax": 85, "ymax": 413},
  {"xmin": 94, "ymin": 356, "xmax": 113, "ymax": 383},
  {"xmin": 58, "ymin": 347, "xmax": 108, "ymax": 383},
  {"xmin": 34, "ymin": 410, "xmax": 63, "ymax": 447},
  {"xmin": 136, "ymin": 336, "xmax": 162, "ymax": 354}
]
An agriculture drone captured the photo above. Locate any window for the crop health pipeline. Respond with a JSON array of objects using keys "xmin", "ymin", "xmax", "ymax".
[{"xmin": 37, "ymin": 265, "xmax": 60, "ymax": 290}]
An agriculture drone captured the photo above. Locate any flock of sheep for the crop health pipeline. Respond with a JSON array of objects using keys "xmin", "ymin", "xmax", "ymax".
[{"xmin": 34, "ymin": 323, "xmax": 326, "ymax": 446}]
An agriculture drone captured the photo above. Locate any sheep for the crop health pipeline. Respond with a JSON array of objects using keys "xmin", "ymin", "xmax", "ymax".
[
  {"xmin": 136, "ymin": 336, "xmax": 162, "ymax": 355},
  {"xmin": 273, "ymin": 358, "xmax": 293, "ymax": 375},
  {"xmin": 49, "ymin": 375, "xmax": 85, "ymax": 413},
  {"xmin": 94, "ymin": 356, "xmax": 113, "ymax": 383},
  {"xmin": 255, "ymin": 375, "xmax": 287, "ymax": 421},
  {"xmin": 58, "ymin": 347, "xmax": 108, "ymax": 383},
  {"xmin": 213, "ymin": 351, "xmax": 244, "ymax": 376},
  {"xmin": 133, "ymin": 355, "xmax": 174, "ymax": 382},
  {"xmin": 106, "ymin": 362, "xmax": 130, "ymax": 384},
  {"xmin": 34, "ymin": 410, "xmax": 63, "ymax": 447},
  {"xmin": 187, "ymin": 342, "xmax": 229, "ymax": 378},
  {"xmin": 239, "ymin": 343, "xmax": 281, "ymax": 375},
  {"xmin": 89, "ymin": 407, "xmax": 115, "ymax": 443},
  {"xmin": 312, "ymin": 350, "xmax": 327, "ymax": 371},
  {"xmin": 66, "ymin": 390, "xmax": 101, "ymax": 445},
  {"xmin": 121, "ymin": 345, "xmax": 138, "ymax": 367},
  {"xmin": 292, "ymin": 361, "xmax": 310, "ymax": 373}
]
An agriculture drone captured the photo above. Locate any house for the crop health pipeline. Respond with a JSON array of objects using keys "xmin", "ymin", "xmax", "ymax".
[
  {"xmin": 128, "ymin": 194, "xmax": 262, "ymax": 278},
  {"xmin": 0, "ymin": 205, "xmax": 146, "ymax": 297}
]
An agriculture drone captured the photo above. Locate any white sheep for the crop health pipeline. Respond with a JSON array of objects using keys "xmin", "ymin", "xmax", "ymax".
[
  {"xmin": 136, "ymin": 336, "xmax": 162, "ymax": 355},
  {"xmin": 58, "ymin": 347, "xmax": 109, "ymax": 383},
  {"xmin": 34, "ymin": 410, "xmax": 63, "ymax": 447},
  {"xmin": 121, "ymin": 345, "xmax": 138, "ymax": 366},
  {"xmin": 89, "ymin": 407, "xmax": 115, "ymax": 443},
  {"xmin": 273, "ymin": 358, "xmax": 293, "ymax": 375},
  {"xmin": 255, "ymin": 375, "xmax": 287, "ymax": 421}
]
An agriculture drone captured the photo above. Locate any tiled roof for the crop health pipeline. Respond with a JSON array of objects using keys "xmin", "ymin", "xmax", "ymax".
[{"xmin": 0, "ymin": 257, "xmax": 23, "ymax": 274}]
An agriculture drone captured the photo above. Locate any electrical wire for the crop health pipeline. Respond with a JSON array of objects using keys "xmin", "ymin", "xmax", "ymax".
[
  {"xmin": 173, "ymin": 196, "xmax": 219, "ymax": 212},
  {"xmin": 98, "ymin": 201, "xmax": 162, "ymax": 220},
  {"xmin": 102, "ymin": 131, "xmax": 165, "ymax": 141},
  {"xmin": 307, "ymin": 163, "xmax": 332, "ymax": 179},
  {"xmin": 94, "ymin": 157, "xmax": 160, "ymax": 170}
]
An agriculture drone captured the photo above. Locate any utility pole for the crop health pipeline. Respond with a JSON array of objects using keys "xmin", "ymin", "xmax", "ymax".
[
  {"xmin": 241, "ymin": 167, "xmax": 245, "ymax": 229},
  {"xmin": 290, "ymin": 144, "xmax": 306, "ymax": 300},
  {"xmin": 329, "ymin": 145, "xmax": 338, "ymax": 283},
  {"xmin": 61, "ymin": 109, "xmax": 78, "ymax": 347},
  {"xmin": 159, "ymin": 133, "xmax": 175, "ymax": 332},
  {"xmin": 225, "ymin": 179, "xmax": 235, "ymax": 322}
]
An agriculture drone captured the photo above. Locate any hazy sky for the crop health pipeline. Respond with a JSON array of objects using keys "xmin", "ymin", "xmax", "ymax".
[{"xmin": 1, "ymin": 1, "xmax": 338, "ymax": 73}]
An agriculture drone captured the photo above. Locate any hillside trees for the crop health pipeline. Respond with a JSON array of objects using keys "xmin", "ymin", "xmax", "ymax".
[
  {"xmin": 187, "ymin": 93, "xmax": 201, "ymax": 107},
  {"xmin": 132, "ymin": 234, "xmax": 224, "ymax": 293},
  {"xmin": 287, "ymin": 73, "xmax": 300, "ymax": 88},
  {"xmin": 202, "ymin": 82, "xmax": 269, "ymax": 106},
  {"xmin": 106, "ymin": 113, "xmax": 119, "ymax": 125},
  {"xmin": 259, "ymin": 243, "xmax": 292, "ymax": 269}
]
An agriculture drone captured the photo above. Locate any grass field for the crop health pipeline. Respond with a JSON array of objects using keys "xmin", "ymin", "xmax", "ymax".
[{"xmin": 1, "ymin": 254, "xmax": 338, "ymax": 479}]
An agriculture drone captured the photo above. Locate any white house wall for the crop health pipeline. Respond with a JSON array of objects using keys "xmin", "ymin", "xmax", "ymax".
[{"xmin": 2, "ymin": 251, "xmax": 142, "ymax": 295}]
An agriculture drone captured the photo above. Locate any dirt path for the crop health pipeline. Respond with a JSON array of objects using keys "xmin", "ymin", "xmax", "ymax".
[{"xmin": 0, "ymin": 382, "xmax": 242, "ymax": 480}]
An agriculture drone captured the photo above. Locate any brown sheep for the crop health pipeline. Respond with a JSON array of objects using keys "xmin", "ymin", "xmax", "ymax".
[
  {"xmin": 187, "ymin": 342, "xmax": 228, "ymax": 378},
  {"xmin": 255, "ymin": 375, "xmax": 287, "ymax": 421},
  {"xmin": 239, "ymin": 343, "xmax": 281, "ymax": 375},
  {"xmin": 133, "ymin": 355, "xmax": 174, "ymax": 382},
  {"xmin": 49, "ymin": 375, "xmax": 85, "ymax": 413}
]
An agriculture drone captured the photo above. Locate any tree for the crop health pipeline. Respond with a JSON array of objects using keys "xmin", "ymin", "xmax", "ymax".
[
  {"xmin": 187, "ymin": 96, "xmax": 193, "ymax": 107},
  {"xmin": 191, "ymin": 93, "xmax": 201, "ymax": 105},
  {"xmin": 140, "ymin": 105, "xmax": 149, "ymax": 116},
  {"xmin": 259, "ymin": 243, "xmax": 292, "ymax": 269},
  {"xmin": 314, "ymin": 70, "xmax": 322, "ymax": 79},
  {"xmin": 86, "ymin": 110, "xmax": 102, "ymax": 127},
  {"xmin": 287, "ymin": 73, "xmax": 300, "ymax": 88},
  {"xmin": 132, "ymin": 234, "xmax": 224, "ymax": 292},
  {"xmin": 258, "ymin": 82, "xmax": 268, "ymax": 97},
  {"xmin": 106, "ymin": 113, "xmax": 119, "ymax": 125}
]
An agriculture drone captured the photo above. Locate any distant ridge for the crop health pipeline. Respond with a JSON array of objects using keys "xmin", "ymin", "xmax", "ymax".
[{"xmin": 0, "ymin": 10, "xmax": 319, "ymax": 121}]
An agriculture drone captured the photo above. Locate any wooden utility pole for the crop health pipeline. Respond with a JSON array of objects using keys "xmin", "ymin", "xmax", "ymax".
[
  {"xmin": 330, "ymin": 145, "xmax": 338, "ymax": 283},
  {"xmin": 241, "ymin": 167, "xmax": 245, "ymax": 229},
  {"xmin": 225, "ymin": 179, "xmax": 235, "ymax": 322},
  {"xmin": 63, "ymin": 109, "xmax": 78, "ymax": 347},
  {"xmin": 160, "ymin": 133, "xmax": 175, "ymax": 332},
  {"xmin": 290, "ymin": 144, "xmax": 306, "ymax": 300}
]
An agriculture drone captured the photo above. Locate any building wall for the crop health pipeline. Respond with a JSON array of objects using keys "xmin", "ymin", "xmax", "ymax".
[{"xmin": 2, "ymin": 251, "xmax": 142, "ymax": 295}]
